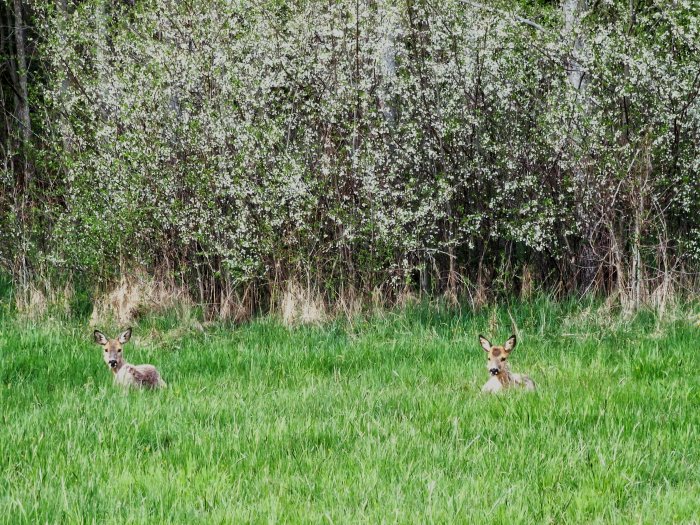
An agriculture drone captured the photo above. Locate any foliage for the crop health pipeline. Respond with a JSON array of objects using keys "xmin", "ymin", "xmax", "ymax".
[{"xmin": 0, "ymin": 0, "xmax": 699, "ymax": 311}]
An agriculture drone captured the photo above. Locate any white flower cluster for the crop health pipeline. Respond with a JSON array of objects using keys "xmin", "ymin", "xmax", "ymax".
[{"xmin": 7, "ymin": 0, "xmax": 695, "ymax": 299}]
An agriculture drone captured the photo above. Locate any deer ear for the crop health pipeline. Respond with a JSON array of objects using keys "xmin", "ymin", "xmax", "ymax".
[
  {"xmin": 118, "ymin": 328, "xmax": 132, "ymax": 344},
  {"xmin": 479, "ymin": 335, "xmax": 491, "ymax": 352},
  {"xmin": 94, "ymin": 330, "xmax": 108, "ymax": 345},
  {"xmin": 504, "ymin": 335, "xmax": 516, "ymax": 352}
]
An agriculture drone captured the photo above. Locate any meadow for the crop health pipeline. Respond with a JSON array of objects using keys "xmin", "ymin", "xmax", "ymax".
[{"xmin": 1, "ymin": 298, "xmax": 699, "ymax": 524}]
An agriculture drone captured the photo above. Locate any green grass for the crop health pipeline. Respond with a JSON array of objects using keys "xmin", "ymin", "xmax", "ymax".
[{"xmin": 1, "ymin": 299, "xmax": 699, "ymax": 523}]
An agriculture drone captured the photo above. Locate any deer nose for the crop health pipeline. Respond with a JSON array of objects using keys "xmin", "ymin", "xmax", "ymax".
[
  {"xmin": 489, "ymin": 368, "xmax": 499, "ymax": 375},
  {"xmin": 109, "ymin": 360, "xmax": 118, "ymax": 368}
]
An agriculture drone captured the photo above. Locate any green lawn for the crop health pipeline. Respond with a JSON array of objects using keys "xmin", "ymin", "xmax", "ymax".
[{"xmin": 1, "ymin": 300, "xmax": 699, "ymax": 523}]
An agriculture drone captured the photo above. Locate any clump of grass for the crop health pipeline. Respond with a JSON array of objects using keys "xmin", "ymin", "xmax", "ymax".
[
  {"xmin": 278, "ymin": 281, "xmax": 327, "ymax": 326},
  {"xmin": 90, "ymin": 272, "xmax": 192, "ymax": 326}
]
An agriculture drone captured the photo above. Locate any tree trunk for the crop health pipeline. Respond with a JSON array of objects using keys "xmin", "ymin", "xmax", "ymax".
[
  {"xmin": 562, "ymin": 0, "xmax": 598, "ymax": 293},
  {"xmin": 57, "ymin": 0, "xmax": 73, "ymax": 152},
  {"xmin": 562, "ymin": 0, "xmax": 586, "ymax": 91},
  {"xmin": 379, "ymin": 8, "xmax": 397, "ymax": 125},
  {"xmin": 5, "ymin": 0, "xmax": 32, "ymax": 292},
  {"xmin": 13, "ymin": 0, "xmax": 31, "ymax": 189}
]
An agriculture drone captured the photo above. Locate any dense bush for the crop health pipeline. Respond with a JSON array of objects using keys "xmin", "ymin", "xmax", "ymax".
[{"xmin": 1, "ymin": 0, "xmax": 698, "ymax": 313}]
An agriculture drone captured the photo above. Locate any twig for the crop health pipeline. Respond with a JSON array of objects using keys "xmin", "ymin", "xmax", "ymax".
[
  {"xmin": 460, "ymin": 0, "xmax": 546, "ymax": 32},
  {"xmin": 507, "ymin": 309, "xmax": 520, "ymax": 340}
]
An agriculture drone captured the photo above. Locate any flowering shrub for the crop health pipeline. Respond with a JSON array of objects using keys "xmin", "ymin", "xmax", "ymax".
[{"xmin": 1, "ymin": 0, "xmax": 698, "ymax": 310}]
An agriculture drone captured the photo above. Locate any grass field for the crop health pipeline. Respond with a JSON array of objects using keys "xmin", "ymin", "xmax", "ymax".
[{"xmin": 1, "ymin": 298, "xmax": 699, "ymax": 523}]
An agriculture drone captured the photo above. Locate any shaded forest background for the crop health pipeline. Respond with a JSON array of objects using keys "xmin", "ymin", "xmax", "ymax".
[{"xmin": 1, "ymin": 0, "xmax": 699, "ymax": 320}]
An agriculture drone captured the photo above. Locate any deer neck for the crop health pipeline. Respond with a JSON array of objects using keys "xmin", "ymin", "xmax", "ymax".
[{"xmin": 496, "ymin": 365, "xmax": 514, "ymax": 386}]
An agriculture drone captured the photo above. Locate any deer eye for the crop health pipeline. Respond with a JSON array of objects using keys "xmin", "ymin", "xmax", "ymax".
[
  {"xmin": 117, "ymin": 349, "xmax": 122, "ymax": 353},
  {"xmin": 104, "ymin": 348, "xmax": 107, "ymax": 352},
  {"xmin": 501, "ymin": 357, "xmax": 506, "ymax": 361}
]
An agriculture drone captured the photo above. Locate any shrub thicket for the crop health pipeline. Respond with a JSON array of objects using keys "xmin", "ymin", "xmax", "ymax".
[{"xmin": 1, "ymin": 0, "xmax": 698, "ymax": 315}]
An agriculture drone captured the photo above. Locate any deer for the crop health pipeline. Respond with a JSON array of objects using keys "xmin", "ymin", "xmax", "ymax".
[
  {"xmin": 479, "ymin": 334, "xmax": 535, "ymax": 393},
  {"xmin": 93, "ymin": 328, "xmax": 167, "ymax": 389}
]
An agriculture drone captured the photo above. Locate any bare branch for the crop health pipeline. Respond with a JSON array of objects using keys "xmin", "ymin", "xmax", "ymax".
[{"xmin": 460, "ymin": 0, "xmax": 546, "ymax": 32}]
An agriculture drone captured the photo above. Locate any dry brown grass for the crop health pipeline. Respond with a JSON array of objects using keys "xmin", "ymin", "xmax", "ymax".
[
  {"xmin": 15, "ymin": 285, "xmax": 48, "ymax": 319},
  {"xmin": 396, "ymin": 286, "xmax": 419, "ymax": 309},
  {"xmin": 15, "ymin": 280, "xmax": 73, "ymax": 319},
  {"xmin": 334, "ymin": 286, "xmax": 363, "ymax": 320},
  {"xmin": 219, "ymin": 284, "xmax": 255, "ymax": 324},
  {"xmin": 90, "ymin": 272, "xmax": 192, "ymax": 326},
  {"xmin": 278, "ymin": 281, "xmax": 327, "ymax": 326},
  {"xmin": 520, "ymin": 265, "xmax": 534, "ymax": 300}
]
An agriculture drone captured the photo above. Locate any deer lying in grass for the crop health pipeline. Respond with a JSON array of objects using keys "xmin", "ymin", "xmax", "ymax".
[
  {"xmin": 479, "ymin": 334, "xmax": 535, "ymax": 393},
  {"xmin": 93, "ymin": 328, "xmax": 166, "ymax": 389}
]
